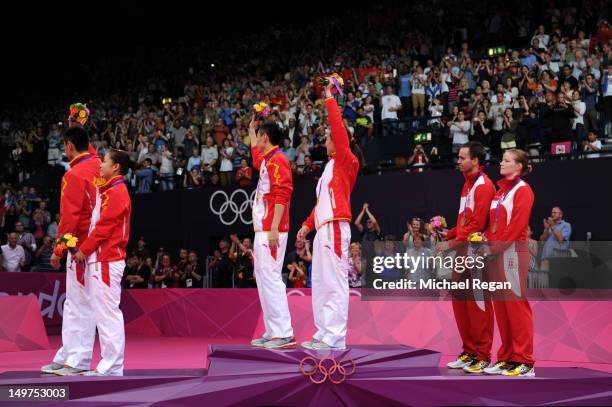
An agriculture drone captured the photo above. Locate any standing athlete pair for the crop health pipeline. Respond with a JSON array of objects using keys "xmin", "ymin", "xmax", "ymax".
[
  {"xmin": 41, "ymin": 116, "xmax": 132, "ymax": 376},
  {"xmin": 444, "ymin": 142, "xmax": 535, "ymax": 377},
  {"xmin": 249, "ymin": 78, "xmax": 359, "ymax": 350}
]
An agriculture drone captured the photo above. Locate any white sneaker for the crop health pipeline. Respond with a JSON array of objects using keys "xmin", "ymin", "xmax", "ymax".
[
  {"xmin": 262, "ymin": 337, "xmax": 296, "ymax": 350},
  {"xmin": 502, "ymin": 363, "xmax": 535, "ymax": 377},
  {"xmin": 250, "ymin": 337, "xmax": 271, "ymax": 347},
  {"xmin": 483, "ymin": 361, "xmax": 513, "ymax": 375},
  {"xmin": 447, "ymin": 352, "xmax": 475, "ymax": 369},
  {"xmin": 53, "ymin": 366, "xmax": 87, "ymax": 376},
  {"xmin": 81, "ymin": 370, "xmax": 103, "ymax": 376},
  {"xmin": 41, "ymin": 363, "xmax": 64, "ymax": 374},
  {"xmin": 300, "ymin": 338, "xmax": 320, "ymax": 349},
  {"xmin": 462, "ymin": 359, "xmax": 490, "ymax": 373},
  {"xmin": 310, "ymin": 341, "xmax": 346, "ymax": 350}
]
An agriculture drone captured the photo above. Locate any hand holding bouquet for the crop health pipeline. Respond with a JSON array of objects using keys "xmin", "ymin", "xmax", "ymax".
[
  {"xmin": 69, "ymin": 103, "xmax": 90, "ymax": 127},
  {"xmin": 53, "ymin": 233, "xmax": 79, "ymax": 257},
  {"xmin": 319, "ymin": 73, "xmax": 344, "ymax": 96},
  {"xmin": 253, "ymin": 102, "xmax": 271, "ymax": 121}
]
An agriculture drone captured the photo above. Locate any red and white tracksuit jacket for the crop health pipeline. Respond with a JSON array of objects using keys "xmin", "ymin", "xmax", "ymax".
[
  {"xmin": 251, "ymin": 145, "xmax": 294, "ymax": 339},
  {"xmin": 79, "ymin": 175, "xmax": 131, "ymax": 375},
  {"xmin": 303, "ymin": 97, "xmax": 359, "ymax": 232},
  {"xmin": 251, "ymin": 145, "xmax": 293, "ymax": 233},
  {"xmin": 303, "ymin": 97, "xmax": 359, "ymax": 348},
  {"xmin": 446, "ymin": 168, "xmax": 496, "ymax": 243},
  {"xmin": 79, "ymin": 175, "xmax": 131, "ymax": 264},
  {"xmin": 53, "ymin": 146, "xmax": 101, "ymax": 371},
  {"xmin": 57, "ymin": 146, "xmax": 101, "ymax": 255},
  {"xmin": 485, "ymin": 176, "xmax": 535, "ymax": 365},
  {"xmin": 447, "ymin": 169, "xmax": 496, "ymax": 361}
]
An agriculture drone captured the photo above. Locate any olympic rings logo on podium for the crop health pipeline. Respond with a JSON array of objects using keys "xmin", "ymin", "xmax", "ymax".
[
  {"xmin": 209, "ymin": 189, "xmax": 256, "ymax": 226},
  {"xmin": 299, "ymin": 356, "xmax": 356, "ymax": 384}
]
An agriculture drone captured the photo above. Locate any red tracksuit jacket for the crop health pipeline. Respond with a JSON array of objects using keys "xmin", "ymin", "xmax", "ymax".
[
  {"xmin": 485, "ymin": 177, "xmax": 534, "ymax": 254},
  {"xmin": 446, "ymin": 169, "xmax": 496, "ymax": 247},
  {"xmin": 79, "ymin": 176, "xmax": 131, "ymax": 263},
  {"xmin": 57, "ymin": 146, "xmax": 101, "ymax": 246},
  {"xmin": 303, "ymin": 97, "xmax": 359, "ymax": 231},
  {"xmin": 251, "ymin": 145, "xmax": 293, "ymax": 232}
]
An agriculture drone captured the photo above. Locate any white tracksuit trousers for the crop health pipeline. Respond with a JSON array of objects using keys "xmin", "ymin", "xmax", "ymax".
[
  {"xmin": 253, "ymin": 231, "xmax": 293, "ymax": 339},
  {"xmin": 311, "ymin": 221, "xmax": 351, "ymax": 348},
  {"xmin": 53, "ymin": 252, "xmax": 96, "ymax": 370},
  {"xmin": 88, "ymin": 260, "xmax": 126, "ymax": 376}
]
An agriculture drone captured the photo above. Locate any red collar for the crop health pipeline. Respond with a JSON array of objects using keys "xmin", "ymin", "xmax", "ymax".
[
  {"xmin": 263, "ymin": 145, "xmax": 279, "ymax": 160},
  {"xmin": 463, "ymin": 166, "xmax": 484, "ymax": 183},
  {"xmin": 69, "ymin": 152, "xmax": 92, "ymax": 168},
  {"xmin": 497, "ymin": 176, "xmax": 521, "ymax": 191},
  {"xmin": 99, "ymin": 175, "xmax": 124, "ymax": 193}
]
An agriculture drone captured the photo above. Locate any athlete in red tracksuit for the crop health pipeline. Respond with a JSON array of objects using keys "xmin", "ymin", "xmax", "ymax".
[
  {"xmin": 483, "ymin": 149, "xmax": 535, "ymax": 377},
  {"xmin": 45, "ymin": 127, "xmax": 100, "ymax": 374},
  {"xmin": 248, "ymin": 119, "xmax": 295, "ymax": 349},
  {"xmin": 76, "ymin": 149, "xmax": 132, "ymax": 376},
  {"xmin": 297, "ymin": 80, "xmax": 359, "ymax": 350},
  {"xmin": 444, "ymin": 142, "xmax": 496, "ymax": 372}
]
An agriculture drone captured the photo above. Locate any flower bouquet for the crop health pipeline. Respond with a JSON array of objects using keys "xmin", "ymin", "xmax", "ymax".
[
  {"xmin": 318, "ymin": 73, "xmax": 344, "ymax": 95},
  {"xmin": 53, "ymin": 233, "xmax": 79, "ymax": 257},
  {"xmin": 253, "ymin": 102, "xmax": 271, "ymax": 121},
  {"xmin": 69, "ymin": 103, "xmax": 90, "ymax": 127},
  {"xmin": 430, "ymin": 215, "xmax": 448, "ymax": 230},
  {"xmin": 468, "ymin": 232, "xmax": 485, "ymax": 244}
]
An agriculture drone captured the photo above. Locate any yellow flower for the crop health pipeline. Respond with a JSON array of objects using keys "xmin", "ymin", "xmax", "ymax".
[
  {"xmin": 66, "ymin": 237, "xmax": 78, "ymax": 248},
  {"xmin": 79, "ymin": 110, "xmax": 87, "ymax": 118},
  {"xmin": 63, "ymin": 233, "xmax": 73, "ymax": 240},
  {"xmin": 469, "ymin": 232, "xmax": 484, "ymax": 243},
  {"xmin": 253, "ymin": 102, "xmax": 267, "ymax": 113}
]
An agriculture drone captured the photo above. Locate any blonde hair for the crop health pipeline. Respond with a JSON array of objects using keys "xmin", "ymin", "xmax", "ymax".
[{"xmin": 506, "ymin": 148, "xmax": 532, "ymax": 176}]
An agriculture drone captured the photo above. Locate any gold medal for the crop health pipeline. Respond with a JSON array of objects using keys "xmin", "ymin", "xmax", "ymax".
[{"xmin": 461, "ymin": 217, "xmax": 466, "ymax": 227}]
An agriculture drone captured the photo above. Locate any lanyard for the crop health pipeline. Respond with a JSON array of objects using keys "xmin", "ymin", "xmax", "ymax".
[
  {"xmin": 110, "ymin": 178, "xmax": 123, "ymax": 188},
  {"xmin": 493, "ymin": 177, "xmax": 521, "ymax": 230}
]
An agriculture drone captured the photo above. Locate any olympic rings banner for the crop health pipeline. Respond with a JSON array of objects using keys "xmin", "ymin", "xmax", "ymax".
[
  {"xmin": 209, "ymin": 189, "xmax": 257, "ymax": 226},
  {"xmin": 299, "ymin": 355, "xmax": 356, "ymax": 384}
]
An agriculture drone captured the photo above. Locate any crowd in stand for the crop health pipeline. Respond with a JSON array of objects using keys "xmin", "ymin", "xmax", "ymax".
[
  {"xmin": 0, "ymin": 2, "xmax": 605, "ymax": 284},
  {"xmin": 2, "ymin": 2, "xmax": 612, "ymax": 194}
]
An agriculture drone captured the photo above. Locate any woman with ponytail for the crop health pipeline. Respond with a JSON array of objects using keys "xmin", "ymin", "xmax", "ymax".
[{"xmin": 482, "ymin": 149, "xmax": 536, "ymax": 377}]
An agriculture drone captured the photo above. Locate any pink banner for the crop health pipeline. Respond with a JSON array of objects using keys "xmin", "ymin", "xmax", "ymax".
[
  {"xmin": 1, "ymin": 273, "xmax": 611, "ymax": 364},
  {"xmin": 0, "ymin": 295, "xmax": 49, "ymax": 352}
]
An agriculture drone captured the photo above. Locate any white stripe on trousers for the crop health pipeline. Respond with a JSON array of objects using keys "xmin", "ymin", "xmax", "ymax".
[
  {"xmin": 88, "ymin": 260, "xmax": 126, "ymax": 376},
  {"xmin": 253, "ymin": 231, "xmax": 293, "ymax": 339},
  {"xmin": 311, "ymin": 221, "xmax": 351, "ymax": 348},
  {"xmin": 53, "ymin": 252, "xmax": 96, "ymax": 370}
]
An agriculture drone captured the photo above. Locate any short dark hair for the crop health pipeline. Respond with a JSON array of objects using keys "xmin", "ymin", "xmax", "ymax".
[
  {"xmin": 63, "ymin": 126, "xmax": 90, "ymax": 152},
  {"xmin": 258, "ymin": 121, "xmax": 282, "ymax": 146},
  {"xmin": 107, "ymin": 149, "xmax": 130, "ymax": 175},
  {"xmin": 461, "ymin": 141, "xmax": 487, "ymax": 166}
]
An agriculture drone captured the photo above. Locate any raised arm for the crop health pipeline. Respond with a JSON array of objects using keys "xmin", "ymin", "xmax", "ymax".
[
  {"xmin": 249, "ymin": 115, "xmax": 264, "ymax": 171},
  {"xmin": 323, "ymin": 83, "xmax": 350, "ymax": 156}
]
